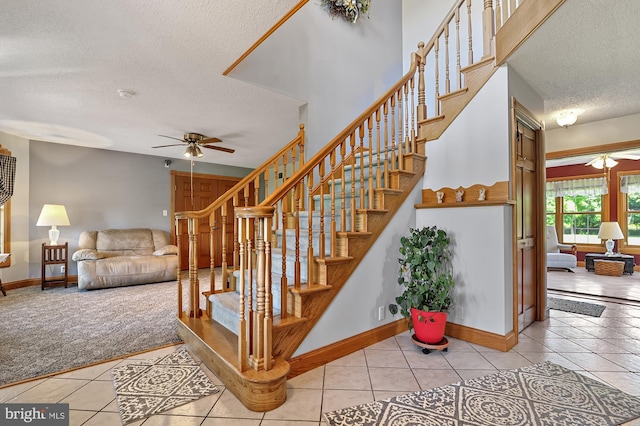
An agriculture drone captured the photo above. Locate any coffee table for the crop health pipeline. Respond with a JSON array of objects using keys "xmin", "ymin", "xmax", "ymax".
[{"xmin": 585, "ymin": 253, "xmax": 635, "ymax": 275}]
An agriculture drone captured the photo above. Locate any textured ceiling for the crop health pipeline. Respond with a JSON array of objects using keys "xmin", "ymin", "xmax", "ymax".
[
  {"xmin": 2, "ymin": 0, "xmax": 639, "ymax": 168},
  {"xmin": 0, "ymin": 0, "xmax": 302, "ymax": 168}
]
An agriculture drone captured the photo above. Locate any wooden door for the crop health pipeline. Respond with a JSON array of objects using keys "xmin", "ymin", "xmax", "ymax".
[
  {"xmin": 515, "ymin": 120, "xmax": 538, "ymax": 331},
  {"xmin": 173, "ymin": 173, "xmax": 242, "ymax": 269}
]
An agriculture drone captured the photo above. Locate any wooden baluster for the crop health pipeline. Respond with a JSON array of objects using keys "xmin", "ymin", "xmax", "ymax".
[
  {"xmin": 495, "ymin": 0, "xmax": 502, "ymax": 31},
  {"xmin": 482, "ymin": 0, "xmax": 495, "ymax": 59},
  {"xmin": 263, "ymin": 217, "xmax": 273, "ymax": 370},
  {"xmin": 298, "ymin": 124, "xmax": 305, "ymax": 167},
  {"xmin": 246, "ymin": 217, "xmax": 253, "ymax": 355},
  {"xmin": 397, "ymin": 89, "xmax": 404, "ymax": 171},
  {"xmin": 307, "ymin": 171, "xmax": 314, "ymax": 283},
  {"xmin": 280, "ymin": 194, "xmax": 288, "ymax": 318},
  {"xmin": 252, "ymin": 216, "xmax": 265, "ymax": 370},
  {"xmin": 359, "ymin": 124, "xmax": 365, "ymax": 209},
  {"xmin": 391, "ymin": 95, "xmax": 397, "ymax": 173},
  {"xmin": 274, "ymin": 162, "xmax": 279, "ymax": 190},
  {"xmin": 340, "ymin": 141, "xmax": 347, "ymax": 232},
  {"xmin": 176, "ymin": 217, "xmax": 182, "ymax": 316},
  {"xmin": 467, "ymin": 0, "xmax": 474, "ymax": 64},
  {"xmin": 254, "ymin": 177, "xmax": 260, "ymax": 205},
  {"xmin": 349, "ymin": 132, "xmax": 356, "ymax": 232},
  {"xmin": 416, "ymin": 42, "xmax": 427, "ymax": 122},
  {"xmin": 403, "ymin": 84, "xmax": 410, "ymax": 162},
  {"xmin": 188, "ymin": 218, "xmax": 200, "ymax": 318},
  {"xmin": 434, "ymin": 34, "xmax": 440, "ymax": 116},
  {"xmin": 294, "ymin": 184, "xmax": 301, "ymax": 288},
  {"xmin": 444, "ymin": 23, "xmax": 451, "ymax": 94},
  {"xmin": 383, "ymin": 102, "xmax": 390, "ymax": 189},
  {"xmin": 233, "ymin": 194, "xmax": 239, "ymax": 271},
  {"xmin": 330, "ymin": 150, "xmax": 337, "ymax": 257},
  {"xmin": 221, "ymin": 205, "xmax": 228, "ymax": 291},
  {"xmin": 410, "ymin": 77, "xmax": 416, "ymax": 153},
  {"xmin": 319, "ymin": 159, "xmax": 326, "ymax": 259},
  {"xmin": 375, "ymin": 108, "xmax": 382, "ymax": 192},
  {"xmin": 367, "ymin": 117, "xmax": 374, "ymax": 209},
  {"xmin": 291, "ymin": 143, "xmax": 297, "ymax": 177},
  {"xmin": 237, "ymin": 216, "xmax": 247, "ymax": 371},
  {"xmin": 264, "ymin": 170, "xmax": 269, "ymax": 201},
  {"xmin": 455, "ymin": 7, "xmax": 462, "ymax": 89},
  {"xmin": 209, "ymin": 217, "xmax": 216, "ymax": 293},
  {"xmin": 509, "ymin": 0, "xmax": 516, "ymax": 21}
]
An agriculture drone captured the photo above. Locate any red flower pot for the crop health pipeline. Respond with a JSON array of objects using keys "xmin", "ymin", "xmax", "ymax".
[{"xmin": 411, "ymin": 308, "xmax": 447, "ymax": 344}]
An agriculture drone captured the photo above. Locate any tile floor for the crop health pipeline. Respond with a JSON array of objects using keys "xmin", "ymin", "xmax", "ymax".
[
  {"xmin": 2, "ymin": 293, "xmax": 640, "ymax": 425},
  {"xmin": 548, "ymin": 265, "xmax": 640, "ymax": 302}
]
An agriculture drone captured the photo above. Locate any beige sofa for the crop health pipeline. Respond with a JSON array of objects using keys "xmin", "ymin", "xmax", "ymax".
[{"xmin": 72, "ymin": 228, "xmax": 178, "ymax": 290}]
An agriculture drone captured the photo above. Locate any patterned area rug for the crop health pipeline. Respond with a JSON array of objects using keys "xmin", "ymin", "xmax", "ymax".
[
  {"xmin": 323, "ymin": 361, "xmax": 640, "ymax": 426},
  {"xmin": 548, "ymin": 296, "xmax": 606, "ymax": 317},
  {"xmin": 111, "ymin": 349, "xmax": 219, "ymax": 424}
]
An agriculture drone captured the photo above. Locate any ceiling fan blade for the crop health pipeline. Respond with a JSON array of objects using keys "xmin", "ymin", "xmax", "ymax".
[
  {"xmin": 585, "ymin": 156, "xmax": 602, "ymax": 166},
  {"xmin": 152, "ymin": 143, "xmax": 185, "ymax": 148},
  {"xmin": 200, "ymin": 137, "xmax": 222, "ymax": 144},
  {"xmin": 614, "ymin": 154, "xmax": 640, "ymax": 160},
  {"xmin": 201, "ymin": 145, "xmax": 235, "ymax": 154},
  {"xmin": 158, "ymin": 135, "xmax": 186, "ymax": 143}
]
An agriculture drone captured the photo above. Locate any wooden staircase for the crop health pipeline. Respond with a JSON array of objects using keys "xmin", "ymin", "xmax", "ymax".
[{"xmin": 174, "ymin": 0, "xmax": 564, "ymax": 412}]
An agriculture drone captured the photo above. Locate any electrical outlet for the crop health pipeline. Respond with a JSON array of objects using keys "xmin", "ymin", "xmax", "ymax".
[
  {"xmin": 378, "ymin": 306, "xmax": 385, "ymax": 321},
  {"xmin": 60, "ymin": 265, "xmax": 65, "ymax": 274}
]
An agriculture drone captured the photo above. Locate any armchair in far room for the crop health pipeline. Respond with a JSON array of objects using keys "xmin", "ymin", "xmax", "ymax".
[{"xmin": 546, "ymin": 225, "xmax": 577, "ymax": 272}]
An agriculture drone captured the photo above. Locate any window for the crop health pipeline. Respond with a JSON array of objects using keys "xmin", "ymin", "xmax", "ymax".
[
  {"xmin": 620, "ymin": 173, "xmax": 640, "ymax": 246},
  {"xmin": 546, "ymin": 177, "xmax": 607, "ymax": 245}
]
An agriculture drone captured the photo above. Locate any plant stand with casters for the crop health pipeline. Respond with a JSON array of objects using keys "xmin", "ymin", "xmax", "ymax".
[
  {"xmin": 41, "ymin": 242, "xmax": 68, "ymax": 290},
  {"xmin": 411, "ymin": 334, "xmax": 449, "ymax": 354}
]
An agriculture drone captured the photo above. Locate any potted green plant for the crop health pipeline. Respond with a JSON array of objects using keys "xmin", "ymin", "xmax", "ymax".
[{"xmin": 388, "ymin": 226, "xmax": 454, "ymax": 344}]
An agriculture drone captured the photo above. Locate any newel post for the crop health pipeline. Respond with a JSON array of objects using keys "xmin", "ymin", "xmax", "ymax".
[{"xmin": 482, "ymin": 0, "xmax": 495, "ymax": 59}]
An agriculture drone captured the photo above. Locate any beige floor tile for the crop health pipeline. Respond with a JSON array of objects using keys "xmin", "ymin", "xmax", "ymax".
[
  {"xmin": 367, "ymin": 367, "xmax": 420, "ymax": 392},
  {"xmin": 202, "ymin": 418, "xmax": 261, "ymax": 426},
  {"xmin": 577, "ymin": 326, "xmax": 631, "ymax": 339},
  {"xmin": 560, "ymin": 352, "xmax": 628, "ymax": 371},
  {"xmin": 8, "ymin": 378, "xmax": 89, "ymax": 403},
  {"xmin": 367, "ymin": 336, "xmax": 401, "ymax": 351},
  {"xmin": 394, "ymin": 332, "xmax": 416, "ymax": 351},
  {"xmin": 538, "ymin": 338, "xmax": 592, "ymax": 353},
  {"xmin": 373, "ymin": 390, "xmax": 413, "ymax": 401},
  {"xmin": 160, "ymin": 392, "xmax": 222, "ymax": 417},
  {"xmin": 100, "ymin": 399, "xmax": 119, "ymax": 413},
  {"xmin": 364, "ymin": 348, "xmax": 409, "ymax": 368},
  {"xmin": 481, "ymin": 352, "xmax": 535, "ymax": 370},
  {"xmin": 455, "ymin": 369, "xmax": 499, "ymax": 381},
  {"xmin": 403, "ymin": 350, "xmax": 451, "ymax": 370},
  {"xmin": 326, "ymin": 350, "xmax": 366, "ymax": 367},
  {"xmin": 261, "ymin": 421, "xmax": 321, "ymax": 425},
  {"xmin": 263, "ymin": 388, "xmax": 323, "ymax": 422},
  {"xmin": 56, "ymin": 360, "xmax": 121, "ymax": 381},
  {"xmin": 206, "ymin": 388, "xmax": 264, "ymax": 419},
  {"xmin": 61, "ymin": 380, "xmax": 116, "ymax": 411},
  {"xmin": 598, "ymin": 353, "xmax": 640, "ymax": 372},
  {"xmin": 82, "ymin": 411, "xmax": 143, "ymax": 426},
  {"xmin": 287, "ymin": 366, "xmax": 325, "ymax": 389},
  {"xmin": 321, "ymin": 389, "xmax": 374, "ymax": 414},
  {"xmin": 69, "ymin": 410, "xmax": 97, "ymax": 426},
  {"xmin": 323, "ymin": 366, "xmax": 371, "ymax": 390},
  {"xmin": 198, "ymin": 362, "xmax": 226, "ymax": 387},
  {"xmin": 412, "ymin": 368, "xmax": 461, "ymax": 390},
  {"xmin": 141, "ymin": 414, "xmax": 206, "ymax": 425},
  {"xmin": 572, "ymin": 338, "xmax": 631, "ymax": 353},
  {"xmin": 603, "ymin": 339, "xmax": 640, "ymax": 353},
  {"xmin": 590, "ymin": 371, "xmax": 640, "ymax": 396},
  {"xmin": 0, "ymin": 379, "xmax": 45, "ymax": 402},
  {"xmin": 126, "ymin": 345, "xmax": 182, "ymax": 360},
  {"xmin": 441, "ymin": 351, "xmax": 494, "ymax": 370},
  {"xmin": 443, "ymin": 337, "xmax": 477, "ymax": 352},
  {"xmin": 511, "ymin": 338, "xmax": 553, "ymax": 353}
]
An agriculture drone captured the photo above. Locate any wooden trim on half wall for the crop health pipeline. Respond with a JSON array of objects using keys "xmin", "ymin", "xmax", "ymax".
[
  {"xmin": 287, "ymin": 318, "xmax": 408, "ymax": 379},
  {"xmin": 445, "ymin": 322, "xmax": 516, "ymax": 352}
]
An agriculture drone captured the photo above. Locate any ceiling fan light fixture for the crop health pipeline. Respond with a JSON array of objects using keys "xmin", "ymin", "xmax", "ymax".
[
  {"xmin": 184, "ymin": 144, "xmax": 199, "ymax": 158},
  {"xmin": 556, "ymin": 110, "xmax": 578, "ymax": 127},
  {"xmin": 194, "ymin": 145, "xmax": 203, "ymax": 158}
]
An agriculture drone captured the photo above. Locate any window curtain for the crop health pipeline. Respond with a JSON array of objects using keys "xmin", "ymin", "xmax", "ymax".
[
  {"xmin": 546, "ymin": 177, "xmax": 607, "ymax": 197},
  {"xmin": 0, "ymin": 155, "xmax": 16, "ymax": 205},
  {"xmin": 620, "ymin": 174, "xmax": 640, "ymax": 193}
]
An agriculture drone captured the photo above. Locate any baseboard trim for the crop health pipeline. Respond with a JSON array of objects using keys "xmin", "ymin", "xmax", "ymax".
[
  {"xmin": 445, "ymin": 322, "xmax": 516, "ymax": 352},
  {"xmin": 287, "ymin": 318, "xmax": 409, "ymax": 378},
  {"xmin": 3, "ymin": 276, "xmax": 79, "ymax": 291}
]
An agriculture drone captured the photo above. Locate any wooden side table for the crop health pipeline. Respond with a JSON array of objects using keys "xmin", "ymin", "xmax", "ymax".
[{"xmin": 42, "ymin": 242, "xmax": 69, "ymax": 290}]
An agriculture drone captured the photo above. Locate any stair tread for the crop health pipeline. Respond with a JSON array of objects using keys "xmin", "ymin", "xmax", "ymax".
[
  {"xmin": 356, "ymin": 208, "xmax": 388, "ymax": 214},
  {"xmin": 290, "ymin": 283, "xmax": 333, "ymax": 295}
]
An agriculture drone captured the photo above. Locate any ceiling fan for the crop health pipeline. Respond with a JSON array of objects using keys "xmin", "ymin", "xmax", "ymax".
[
  {"xmin": 152, "ymin": 133, "xmax": 235, "ymax": 158},
  {"xmin": 585, "ymin": 153, "xmax": 640, "ymax": 169}
]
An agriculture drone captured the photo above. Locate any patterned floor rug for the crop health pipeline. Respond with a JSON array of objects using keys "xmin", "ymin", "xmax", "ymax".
[
  {"xmin": 111, "ymin": 349, "xmax": 219, "ymax": 424},
  {"xmin": 548, "ymin": 296, "xmax": 606, "ymax": 317},
  {"xmin": 323, "ymin": 361, "xmax": 640, "ymax": 426}
]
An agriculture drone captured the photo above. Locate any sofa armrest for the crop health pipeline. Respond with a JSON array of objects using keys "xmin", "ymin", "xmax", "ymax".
[
  {"xmin": 557, "ymin": 243, "xmax": 577, "ymax": 256},
  {"xmin": 153, "ymin": 245, "xmax": 178, "ymax": 256},
  {"xmin": 72, "ymin": 249, "xmax": 105, "ymax": 261}
]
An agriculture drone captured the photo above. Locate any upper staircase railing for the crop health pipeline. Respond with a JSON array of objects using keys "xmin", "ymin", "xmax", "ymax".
[{"xmin": 177, "ymin": 0, "xmax": 530, "ymax": 375}]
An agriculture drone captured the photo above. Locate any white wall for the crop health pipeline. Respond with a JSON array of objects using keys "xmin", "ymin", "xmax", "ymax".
[
  {"xmin": 417, "ymin": 66, "xmax": 512, "ymax": 335},
  {"xmin": 546, "ymin": 111, "xmax": 640, "ymax": 153},
  {"xmin": 0, "ymin": 133, "xmax": 30, "ymax": 282}
]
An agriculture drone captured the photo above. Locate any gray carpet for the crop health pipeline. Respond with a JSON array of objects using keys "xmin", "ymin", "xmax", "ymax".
[
  {"xmin": 112, "ymin": 348, "xmax": 219, "ymax": 424},
  {"xmin": 323, "ymin": 361, "xmax": 640, "ymax": 426},
  {"xmin": 548, "ymin": 296, "xmax": 606, "ymax": 317},
  {"xmin": 0, "ymin": 270, "xmax": 214, "ymax": 386}
]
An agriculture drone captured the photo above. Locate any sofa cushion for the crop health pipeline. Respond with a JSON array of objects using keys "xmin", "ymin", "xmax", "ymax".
[
  {"xmin": 96, "ymin": 228, "xmax": 154, "ymax": 256},
  {"xmin": 72, "ymin": 249, "xmax": 105, "ymax": 261},
  {"xmin": 153, "ymin": 245, "xmax": 178, "ymax": 256}
]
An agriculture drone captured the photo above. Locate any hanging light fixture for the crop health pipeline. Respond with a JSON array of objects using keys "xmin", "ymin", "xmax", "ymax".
[
  {"xmin": 183, "ymin": 143, "xmax": 203, "ymax": 158},
  {"xmin": 556, "ymin": 110, "xmax": 579, "ymax": 127},
  {"xmin": 591, "ymin": 156, "xmax": 618, "ymax": 170}
]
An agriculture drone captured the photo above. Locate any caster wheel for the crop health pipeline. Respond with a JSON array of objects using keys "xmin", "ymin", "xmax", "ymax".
[
  {"xmin": 443, "ymin": 348, "xmax": 448, "ymax": 352},
  {"xmin": 422, "ymin": 348, "xmax": 431, "ymax": 354}
]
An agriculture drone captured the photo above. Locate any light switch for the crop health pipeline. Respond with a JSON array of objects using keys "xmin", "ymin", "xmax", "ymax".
[{"xmin": 163, "ymin": 210, "xmax": 168, "ymax": 217}]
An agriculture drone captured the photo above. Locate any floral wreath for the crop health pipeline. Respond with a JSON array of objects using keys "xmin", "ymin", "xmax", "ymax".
[{"xmin": 321, "ymin": 0, "xmax": 370, "ymax": 23}]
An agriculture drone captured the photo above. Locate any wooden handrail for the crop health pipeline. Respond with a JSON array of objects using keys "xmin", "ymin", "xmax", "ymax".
[{"xmin": 175, "ymin": 124, "xmax": 305, "ymax": 220}]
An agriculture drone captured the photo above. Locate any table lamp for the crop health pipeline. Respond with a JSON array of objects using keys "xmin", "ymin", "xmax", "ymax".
[
  {"xmin": 36, "ymin": 204, "xmax": 70, "ymax": 245},
  {"xmin": 597, "ymin": 222, "xmax": 624, "ymax": 256}
]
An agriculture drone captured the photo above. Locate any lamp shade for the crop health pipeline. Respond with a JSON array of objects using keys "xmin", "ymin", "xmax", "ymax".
[
  {"xmin": 36, "ymin": 204, "xmax": 70, "ymax": 227},
  {"xmin": 597, "ymin": 222, "xmax": 623, "ymax": 240}
]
